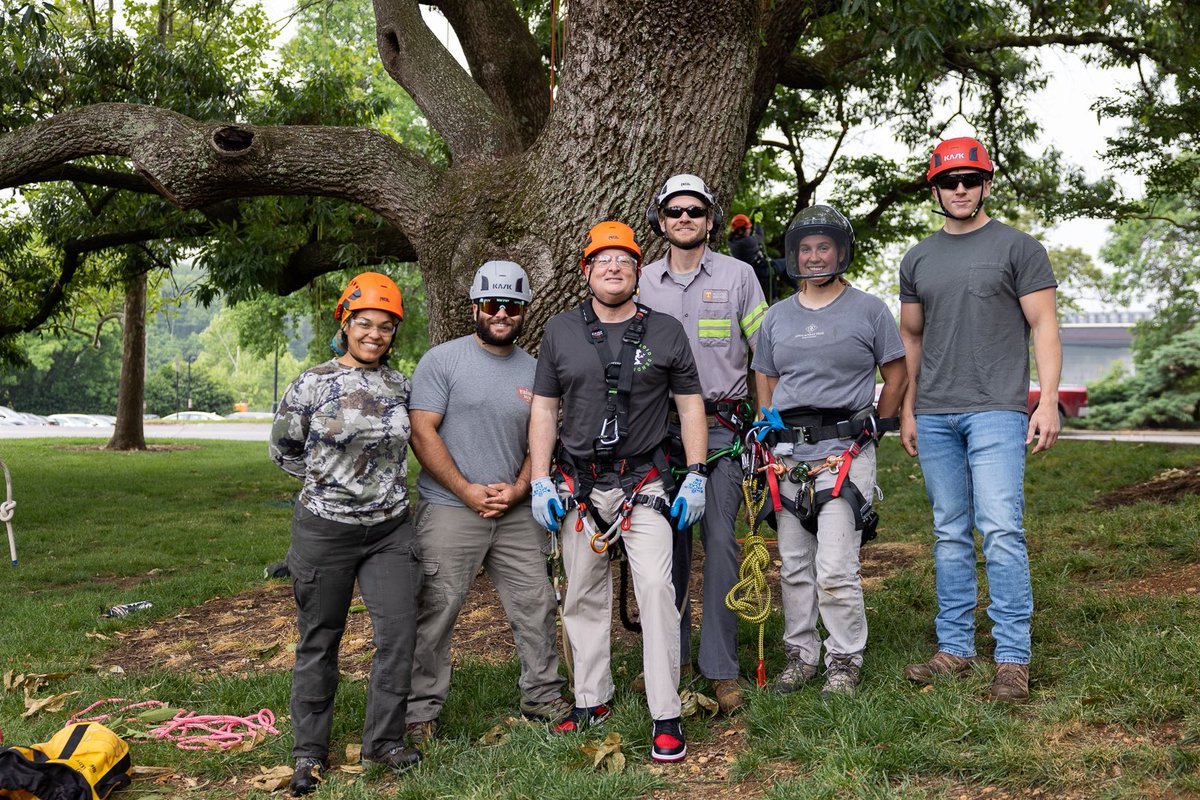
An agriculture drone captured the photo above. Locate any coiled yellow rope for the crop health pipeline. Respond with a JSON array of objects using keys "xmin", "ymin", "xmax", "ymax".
[{"xmin": 725, "ymin": 473, "xmax": 772, "ymax": 686}]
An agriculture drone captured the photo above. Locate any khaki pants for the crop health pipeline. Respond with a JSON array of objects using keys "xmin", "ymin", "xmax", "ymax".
[
  {"xmin": 407, "ymin": 501, "xmax": 562, "ymax": 724},
  {"xmin": 560, "ymin": 481, "xmax": 681, "ymax": 721}
]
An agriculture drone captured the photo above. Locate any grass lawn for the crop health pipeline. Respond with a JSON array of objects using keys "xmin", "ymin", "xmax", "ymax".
[{"xmin": 0, "ymin": 437, "xmax": 1198, "ymax": 798}]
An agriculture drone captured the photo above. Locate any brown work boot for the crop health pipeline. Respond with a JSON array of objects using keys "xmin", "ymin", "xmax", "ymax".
[
  {"xmin": 713, "ymin": 679, "xmax": 745, "ymax": 714},
  {"xmin": 987, "ymin": 663, "xmax": 1030, "ymax": 703},
  {"xmin": 773, "ymin": 657, "xmax": 818, "ymax": 694},
  {"xmin": 903, "ymin": 651, "xmax": 975, "ymax": 684},
  {"xmin": 405, "ymin": 719, "xmax": 437, "ymax": 751}
]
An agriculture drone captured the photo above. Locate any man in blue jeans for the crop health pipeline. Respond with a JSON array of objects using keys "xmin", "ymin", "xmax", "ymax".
[{"xmin": 897, "ymin": 136, "xmax": 1062, "ymax": 702}]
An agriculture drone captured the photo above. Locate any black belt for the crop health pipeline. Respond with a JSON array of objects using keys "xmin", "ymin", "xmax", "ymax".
[{"xmin": 770, "ymin": 411, "xmax": 899, "ymax": 445}]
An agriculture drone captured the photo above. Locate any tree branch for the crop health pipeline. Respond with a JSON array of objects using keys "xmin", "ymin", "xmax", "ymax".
[
  {"xmin": 0, "ymin": 103, "xmax": 441, "ymax": 232},
  {"xmin": 370, "ymin": 0, "xmax": 519, "ymax": 161},
  {"xmin": 30, "ymin": 164, "xmax": 162, "ymax": 193},
  {"xmin": 435, "ymin": 0, "xmax": 549, "ymax": 148},
  {"xmin": 277, "ymin": 226, "xmax": 417, "ymax": 294}
]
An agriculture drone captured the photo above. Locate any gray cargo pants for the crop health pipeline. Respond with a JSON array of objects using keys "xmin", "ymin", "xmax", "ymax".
[
  {"xmin": 671, "ymin": 425, "xmax": 745, "ymax": 680},
  {"xmin": 406, "ymin": 501, "xmax": 562, "ymax": 724},
  {"xmin": 287, "ymin": 503, "xmax": 421, "ymax": 762}
]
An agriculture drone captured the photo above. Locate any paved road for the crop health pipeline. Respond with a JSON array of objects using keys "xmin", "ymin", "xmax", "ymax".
[{"xmin": 3, "ymin": 424, "xmax": 1199, "ymax": 446}]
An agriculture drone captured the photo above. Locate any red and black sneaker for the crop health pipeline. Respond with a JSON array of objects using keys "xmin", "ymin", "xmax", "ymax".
[
  {"xmin": 650, "ymin": 716, "xmax": 686, "ymax": 762},
  {"xmin": 552, "ymin": 704, "xmax": 611, "ymax": 733}
]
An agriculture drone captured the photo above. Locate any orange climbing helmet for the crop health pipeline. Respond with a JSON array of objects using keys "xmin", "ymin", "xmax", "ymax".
[
  {"xmin": 580, "ymin": 221, "xmax": 642, "ymax": 273},
  {"xmin": 730, "ymin": 213, "xmax": 752, "ymax": 232},
  {"xmin": 926, "ymin": 137, "xmax": 995, "ymax": 182},
  {"xmin": 333, "ymin": 271, "xmax": 404, "ymax": 322}
]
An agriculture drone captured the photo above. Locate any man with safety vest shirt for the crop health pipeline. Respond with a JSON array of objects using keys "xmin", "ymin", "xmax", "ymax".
[
  {"xmin": 898, "ymin": 136, "xmax": 1062, "ymax": 703},
  {"xmin": 405, "ymin": 261, "xmax": 568, "ymax": 749},
  {"xmin": 637, "ymin": 173, "xmax": 768, "ymax": 715},
  {"xmin": 529, "ymin": 220, "xmax": 709, "ymax": 762}
]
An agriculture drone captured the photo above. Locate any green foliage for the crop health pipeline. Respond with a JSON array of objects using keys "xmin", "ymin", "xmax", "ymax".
[
  {"xmin": 143, "ymin": 360, "xmax": 237, "ymax": 415},
  {"xmin": 0, "ymin": 326, "xmax": 123, "ymax": 413},
  {"xmin": 1085, "ymin": 323, "xmax": 1200, "ymax": 428}
]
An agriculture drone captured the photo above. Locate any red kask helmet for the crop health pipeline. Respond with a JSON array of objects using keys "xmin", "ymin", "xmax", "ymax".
[
  {"xmin": 334, "ymin": 271, "xmax": 404, "ymax": 322},
  {"xmin": 730, "ymin": 213, "xmax": 752, "ymax": 232},
  {"xmin": 580, "ymin": 221, "xmax": 642, "ymax": 273},
  {"xmin": 927, "ymin": 137, "xmax": 995, "ymax": 182}
]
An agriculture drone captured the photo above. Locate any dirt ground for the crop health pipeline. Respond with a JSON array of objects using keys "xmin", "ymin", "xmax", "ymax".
[{"xmin": 100, "ymin": 463, "xmax": 1200, "ymax": 796}]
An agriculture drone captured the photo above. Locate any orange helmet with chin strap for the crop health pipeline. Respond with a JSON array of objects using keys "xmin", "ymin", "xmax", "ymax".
[
  {"xmin": 334, "ymin": 271, "xmax": 404, "ymax": 322},
  {"xmin": 927, "ymin": 137, "xmax": 995, "ymax": 182},
  {"xmin": 730, "ymin": 213, "xmax": 752, "ymax": 232},
  {"xmin": 580, "ymin": 221, "xmax": 642, "ymax": 273}
]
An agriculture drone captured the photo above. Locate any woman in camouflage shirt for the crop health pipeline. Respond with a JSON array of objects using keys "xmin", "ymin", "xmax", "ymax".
[{"xmin": 270, "ymin": 272, "xmax": 423, "ymax": 795}]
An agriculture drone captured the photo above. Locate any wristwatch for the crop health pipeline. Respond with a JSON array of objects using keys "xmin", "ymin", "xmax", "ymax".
[{"xmin": 686, "ymin": 462, "xmax": 709, "ymax": 476}]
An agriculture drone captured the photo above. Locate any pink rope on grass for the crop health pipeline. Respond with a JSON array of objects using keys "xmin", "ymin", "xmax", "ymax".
[
  {"xmin": 149, "ymin": 709, "xmax": 279, "ymax": 750},
  {"xmin": 69, "ymin": 698, "xmax": 166, "ymax": 724}
]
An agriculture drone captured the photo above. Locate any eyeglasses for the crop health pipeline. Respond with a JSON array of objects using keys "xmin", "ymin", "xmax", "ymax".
[
  {"xmin": 477, "ymin": 298, "xmax": 526, "ymax": 316},
  {"xmin": 591, "ymin": 254, "xmax": 637, "ymax": 268},
  {"xmin": 661, "ymin": 205, "xmax": 709, "ymax": 219},
  {"xmin": 349, "ymin": 317, "xmax": 397, "ymax": 336},
  {"xmin": 931, "ymin": 172, "xmax": 987, "ymax": 191}
]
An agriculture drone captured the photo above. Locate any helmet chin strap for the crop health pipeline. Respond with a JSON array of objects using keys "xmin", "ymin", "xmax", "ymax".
[
  {"xmin": 932, "ymin": 187, "xmax": 985, "ymax": 220},
  {"xmin": 586, "ymin": 269, "xmax": 639, "ymax": 308}
]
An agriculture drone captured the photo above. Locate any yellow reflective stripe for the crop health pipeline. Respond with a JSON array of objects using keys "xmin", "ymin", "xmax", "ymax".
[
  {"xmin": 698, "ymin": 319, "xmax": 732, "ymax": 338},
  {"xmin": 740, "ymin": 301, "xmax": 768, "ymax": 337}
]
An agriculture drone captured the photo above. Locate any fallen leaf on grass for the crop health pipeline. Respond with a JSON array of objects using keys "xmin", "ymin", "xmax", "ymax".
[
  {"xmin": 248, "ymin": 766, "xmax": 294, "ymax": 791},
  {"xmin": 257, "ymin": 642, "xmax": 282, "ymax": 660},
  {"xmin": 348, "ymin": 604, "xmax": 368, "ymax": 613},
  {"xmin": 339, "ymin": 764, "xmax": 364, "ymax": 774},
  {"xmin": 223, "ymin": 729, "xmax": 265, "ymax": 753},
  {"xmin": 86, "ymin": 632, "xmax": 110, "ymax": 641},
  {"xmin": 679, "ymin": 688, "xmax": 719, "ymax": 718},
  {"xmin": 22, "ymin": 690, "xmax": 80, "ymax": 718},
  {"xmin": 138, "ymin": 707, "xmax": 183, "ymax": 723},
  {"xmin": 581, "ymin": 732, "xmax": 625, "ymax": 773},
  {"xmin": 129, "ymin": 766, "xmax": 176, "ymax": 780},
  {"xmin": 479, "ymin": 724, "xmax": 510, "ymax": 746},
  {"xmin": 4, "ymin": 671, "xmax": 74, "ymax": 695},
  {"xmin": 345, "ymin": 743, "xmax": 362, "ymax": 764}
]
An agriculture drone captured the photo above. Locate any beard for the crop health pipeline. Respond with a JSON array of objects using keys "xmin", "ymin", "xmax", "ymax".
[
  {"xmin": 666, "ymin": 226, "xmax": 708, "ymax": 250},
  {"xmin": 476, "ymin": 313, "xmax": 524, "ymax": 346}
]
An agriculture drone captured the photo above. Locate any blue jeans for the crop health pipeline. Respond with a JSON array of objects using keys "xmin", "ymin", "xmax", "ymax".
[{"xmin": 916, "ymin": 412, "xmax": 1032, "ymax": 664}]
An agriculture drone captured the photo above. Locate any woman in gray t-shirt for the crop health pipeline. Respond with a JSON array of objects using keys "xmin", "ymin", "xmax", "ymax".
[{"xmin": 751, "ymin": 205, "xmax": 907, "ymax": 699}]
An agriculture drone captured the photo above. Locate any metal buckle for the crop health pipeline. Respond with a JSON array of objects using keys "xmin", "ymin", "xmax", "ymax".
[
  {"xmin": 596, "ymin": 417, "xmax": 621, "ymax": 448},
  {"xmin": 801, "ymin": 426, "xmax": 817, "ymax": 445}
]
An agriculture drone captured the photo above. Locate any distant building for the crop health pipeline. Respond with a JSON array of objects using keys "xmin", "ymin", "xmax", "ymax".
[{"xmin": 1059, "ymin": 311, "xmax": 1153, "ymax": 385}]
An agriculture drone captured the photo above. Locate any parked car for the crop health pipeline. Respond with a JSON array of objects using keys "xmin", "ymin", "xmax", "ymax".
[
  {"xmin": 223, "ymin": 411, "xmax": 274, "ymax": 420},
  {"xmin": 1029, "ymin": 384, "xmax": 1088, "ymax": 419},
  {"xmin": 47, "ymin": 413, "xmax": 114, "ymax": 427},
  {"xmin": 160, "ymin": 411, "xmax": 225, "ymax": 421},
  {"xmin": 0, "ymin": 406, "xmax": 30, "ymax": 425}
]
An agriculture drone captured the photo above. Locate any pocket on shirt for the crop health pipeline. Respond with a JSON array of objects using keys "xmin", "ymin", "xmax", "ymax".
[
  {"xmin": 698, "ymin": 315, "xmax": 733, "ymax": 348},
  {"xmin": 968, "ymin": 264, "xmax": 1005, "ymax": 298}
]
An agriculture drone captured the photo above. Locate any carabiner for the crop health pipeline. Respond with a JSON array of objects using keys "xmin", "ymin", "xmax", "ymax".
[{"xmin": 597, "ymin": 416, "xmax": 621, "ymax": 447}]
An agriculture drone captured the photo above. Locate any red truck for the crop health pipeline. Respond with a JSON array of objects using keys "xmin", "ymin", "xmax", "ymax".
[{"xmin": 1029, "ymin": 384, "xmax": 1088, "ymax": 419}]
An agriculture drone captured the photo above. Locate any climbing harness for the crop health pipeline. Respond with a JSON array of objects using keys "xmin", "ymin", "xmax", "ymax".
[
  {"xmin": 1, "ymin": 458, "xmax": 15, "ymax": 566},
  {"xmin": 69, "ymin": 698, "xmax": 280, "ymax": 751}
]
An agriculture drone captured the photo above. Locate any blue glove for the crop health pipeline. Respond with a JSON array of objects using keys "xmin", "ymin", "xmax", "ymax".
[
  {"xmin": 750, "ymin": 406, "xmax": 785, "ymax": 442},
  {"xmin": 531, "ymin": 477, "xmax": 565, "ymax": 532},
  {"xmin": 670, "ymin": 472, "xmax": 708, "ymax": 531}
]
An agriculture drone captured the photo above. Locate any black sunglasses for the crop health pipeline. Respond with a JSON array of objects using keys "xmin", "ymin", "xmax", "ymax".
[
  {"xmin": 477, "ymin": 298, "xmax": 526, "ymax": 316},
  {"xmin": 661, "ymin": 205, "xmax": 709, "ymax": 219},
  {"xmin": 932, "ymin": 172, "xmax": 988, "ymax": 191}
]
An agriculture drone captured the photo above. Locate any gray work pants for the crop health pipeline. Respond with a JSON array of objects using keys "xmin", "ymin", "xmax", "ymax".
[
  {"xmin": 287, "ymin": 504, "xmax": 421, "ymax": 762},
  {"xmin": 776, "ymin": 445, "xmax": 875, "ymax": 668},
  {"xmin": 671, "ymin": 425, "xmax": 745, "ymax": 680},
  {"xmin": 407, "ymin": 501, "xmax": 562, "ymax": 724}
]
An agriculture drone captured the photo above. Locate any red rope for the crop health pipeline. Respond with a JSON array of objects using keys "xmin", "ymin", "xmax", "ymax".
[{"xmin": 69, "ymin": 698, "xmax": 279, "ymax": 750}]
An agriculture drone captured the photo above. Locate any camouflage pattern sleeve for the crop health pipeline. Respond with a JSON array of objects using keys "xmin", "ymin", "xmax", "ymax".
[{"xmin": 270, "ymin": 369, "xmax": 318, "ymax": 479}]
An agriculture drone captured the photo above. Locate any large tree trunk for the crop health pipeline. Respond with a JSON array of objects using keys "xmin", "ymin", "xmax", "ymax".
[{"xmin": 106, "ymin": 269, "xmax": 147, "ymax": 451}]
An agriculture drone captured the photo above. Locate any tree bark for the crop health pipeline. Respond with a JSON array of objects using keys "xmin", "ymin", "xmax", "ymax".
[{"xmin": 106, "ymin": 268, "xmax": 148, "ymax": 451}]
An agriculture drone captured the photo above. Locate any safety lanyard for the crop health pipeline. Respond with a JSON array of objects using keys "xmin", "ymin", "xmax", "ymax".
[{"xmin": 578, "ymin": 300, "xmax": 649, "ymax": 461}]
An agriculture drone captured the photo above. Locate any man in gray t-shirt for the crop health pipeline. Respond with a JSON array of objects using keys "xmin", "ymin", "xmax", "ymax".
[
  {"xmin": 406, "ymin": 261, "xmax": 566, "ymax": 738},
  {"xmin": 898, "ymin": 137, "xmax": 1062, "ymax": 704}
]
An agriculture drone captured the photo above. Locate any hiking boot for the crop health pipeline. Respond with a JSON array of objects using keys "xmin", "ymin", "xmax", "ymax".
[
  {"xmin": 820, "ymin": 657, "xmax": 859, "ymax": 699},
  {"xmin": 631, "ymin": 662, "xmax": 692, "ymax": 694},
  {"xmin": 405, "ymin": 719, "xmax": 436, "ymax": 750},
  {"xmin": 366, "ymin": 745, "xmax": 422, "ymax": 772},
  {"xmin": 987, "ymin": 663, "xmax": 1030, "ymax": 703},
  {"xmin": 773, "ymin": 657, "xmax": 818, "ymax": 694},
  {"xmin": 552, "ymin": 704, "xmax": 611, "ymax": 733},
  {"xmin": 650, "ymin": 716, "xmax": 687, "ymax": 762},
  {"xmin": 713, "ymin": 679, "xmax": 745, "ymax": 714},
  {"xmin": 519, "ymin": 694, "xmax": 573, "ymax": 723},
  {"xmin": 903, "ymin": 651, "xmax": 975, "ymax": 684},
  {"xmin": 288, "ymin": 757, "xmax": 325, "ymax": 797}
]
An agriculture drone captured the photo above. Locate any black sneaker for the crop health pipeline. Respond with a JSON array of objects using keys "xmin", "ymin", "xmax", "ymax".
[
  {"xmin": 288, "ymin": 757, "xmax": 326, "ymax": 796},
  {"xmin": 366, "ymin": 745, "xmax": 422, "ymax": 772},
  {"xmin": 551, "ymin": 704, "xmax": 611, "ymax": 733},
  {"xmin": 650, "ymin": 716, "xmax": 686, "ymax": 762}
]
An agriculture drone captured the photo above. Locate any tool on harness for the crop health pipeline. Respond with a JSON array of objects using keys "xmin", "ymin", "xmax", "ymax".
[
  {"xmin": 578, "ymin": 299, "xmax": 650, "ymax": 462},
  {"xmin": 1, "ymin": 459, "xmax": 15, "ymax": 566},
  {"xmin": 763, "ymin": 407, "xmax": 899, "ymax": 446}
]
